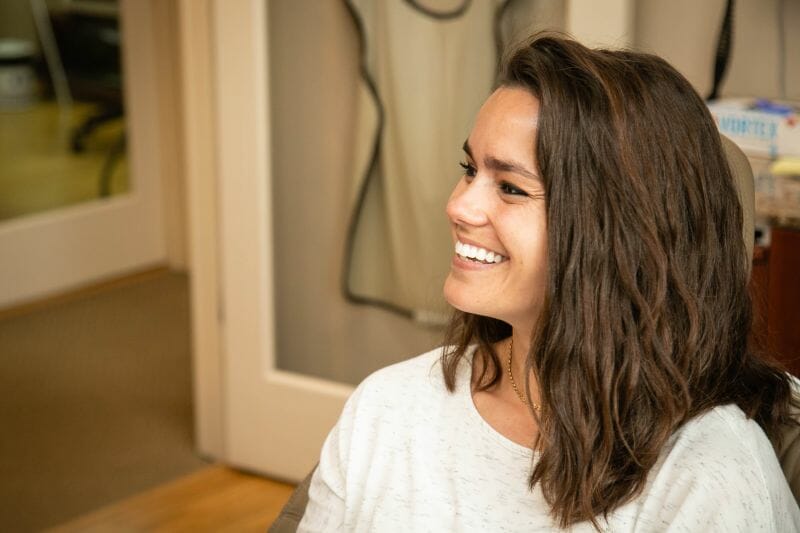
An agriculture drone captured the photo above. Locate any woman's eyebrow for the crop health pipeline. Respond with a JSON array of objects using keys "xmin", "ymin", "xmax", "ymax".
[{"xmin": 462, "ymin": 140, "xmax": 541, "ymax": 181}]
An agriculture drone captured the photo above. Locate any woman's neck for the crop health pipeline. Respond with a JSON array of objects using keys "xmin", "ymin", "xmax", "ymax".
[
  {"xmin": 469, "ymin": 331, "xmax": 541, "ymax": 449},
  {"xmin": 507, "ymin": 328, "xmax": 540, "ymax": 410}
]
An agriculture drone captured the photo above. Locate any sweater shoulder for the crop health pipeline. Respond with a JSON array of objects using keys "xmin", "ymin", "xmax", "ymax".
[
  {"xmin": 355, "ymin": 346, "xmax": 449, "ymax": 400},
  {"xmin": 663, "ymin": 404, "xmax": 779, "ymax": 484},
  {"xmin": 676, "ymin": 404, "xmax": 777, "ymax": 465},
  {"xmin": 331, "ymin": 347, "xmax": 459, "ymax": 451}
]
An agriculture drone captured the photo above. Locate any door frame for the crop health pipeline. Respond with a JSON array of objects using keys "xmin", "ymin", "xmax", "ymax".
[
  {"xmin": 177, "ymin": 0, "xmax": 223, "ymax": 458},
  {"xmin": 181, "ymin": 0, "xmax": 353, "ymax": 475}
]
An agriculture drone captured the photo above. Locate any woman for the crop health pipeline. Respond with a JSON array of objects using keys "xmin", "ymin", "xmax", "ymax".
[{"xmin": 299, "ymin": 35, "xmax": 800, "ymax": 531}]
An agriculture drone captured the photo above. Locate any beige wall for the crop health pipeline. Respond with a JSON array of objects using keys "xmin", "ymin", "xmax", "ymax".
[
  {"xmin": 635, "ymin": 0, "xmax": 800, "ymax": 100},
  {"xmin": 149, "ymin": 0, "xmax": 187, "ymax": 269}
]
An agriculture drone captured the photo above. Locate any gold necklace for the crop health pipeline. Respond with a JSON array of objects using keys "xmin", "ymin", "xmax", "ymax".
[{"xmin": 506, "ymin": 338, "xmax": 540, "ymax": 412}]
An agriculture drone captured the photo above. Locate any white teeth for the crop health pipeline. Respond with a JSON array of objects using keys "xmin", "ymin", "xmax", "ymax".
[{"xmin": 453, "ymin": 241, "xmax": 505, "ymax": 264}]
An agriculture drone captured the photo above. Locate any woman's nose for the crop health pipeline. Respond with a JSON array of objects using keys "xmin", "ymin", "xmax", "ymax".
[{"xmin": 446, "ymin": 179, "xmax": 489, "ymax": 227}]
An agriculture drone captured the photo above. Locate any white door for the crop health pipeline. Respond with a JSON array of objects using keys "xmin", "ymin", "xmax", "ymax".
[
  {"xmin": 210, "ymin": 0, "xmax": 352, "ymax": 481},
  {"xmin": 0, "ymin": 1, "xmax": 165, "ymax": 309},
  {"xmin": 197, "ymin": 0, "xmax": 634, "ymax": 482}
]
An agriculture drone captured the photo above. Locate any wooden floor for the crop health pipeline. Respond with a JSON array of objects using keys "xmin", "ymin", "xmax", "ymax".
[{"xmin": 46, "ymin": 465, "xmax": 295, "ymax": 532}]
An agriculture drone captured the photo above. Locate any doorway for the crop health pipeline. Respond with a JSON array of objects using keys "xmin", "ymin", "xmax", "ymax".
[{"xmin": 0, "ymin": 1, "xmax": 201, "ymax": 529}]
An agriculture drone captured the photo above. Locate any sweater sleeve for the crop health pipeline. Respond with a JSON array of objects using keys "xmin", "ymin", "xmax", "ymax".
[{"xmin": 297, "ymin": 383, "xmax": 365, "ymax": 532}]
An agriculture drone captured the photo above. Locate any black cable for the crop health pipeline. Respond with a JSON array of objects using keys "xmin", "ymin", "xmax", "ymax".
[{"xmin": 707, "ymin": 0, "xmax": 735, "ymax": 101}]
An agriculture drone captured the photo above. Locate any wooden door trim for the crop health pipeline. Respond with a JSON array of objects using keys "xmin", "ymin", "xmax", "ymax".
[{"xmin": 177, "ymin": 0, "xmax": 224, "ymax": 458}]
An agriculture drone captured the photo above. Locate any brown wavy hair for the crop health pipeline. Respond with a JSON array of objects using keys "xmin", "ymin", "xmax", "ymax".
[{"xmin": 441, "ymin": 34, "xmax": 796, "ymax": 528}]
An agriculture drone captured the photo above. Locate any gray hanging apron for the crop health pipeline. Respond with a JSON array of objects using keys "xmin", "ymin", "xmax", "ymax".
[{"xmin": 343, "ymin": 0, "xmax": 563, "ymax": 323}]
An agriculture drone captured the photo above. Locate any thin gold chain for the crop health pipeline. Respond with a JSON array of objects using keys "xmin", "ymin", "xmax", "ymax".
[{"xmin": 507, "ymin": 338, "xmax": 540, "ymax": 412}]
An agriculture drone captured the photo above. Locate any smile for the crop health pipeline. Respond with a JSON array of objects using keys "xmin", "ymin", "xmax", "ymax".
[{"xmin": 455, "ymin": 241, "xmax": 506, "ymax": 264}]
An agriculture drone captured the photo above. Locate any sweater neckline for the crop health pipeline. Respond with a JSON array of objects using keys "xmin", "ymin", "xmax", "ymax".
[{"xmin": 460, "ymin": 345, "xmax": 537, "ymax": 457}]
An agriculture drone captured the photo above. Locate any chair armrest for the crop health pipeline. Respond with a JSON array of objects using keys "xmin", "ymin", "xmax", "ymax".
[{"xmin": 268, "ymin": 466, "xmax": 317, "ymax": 532}]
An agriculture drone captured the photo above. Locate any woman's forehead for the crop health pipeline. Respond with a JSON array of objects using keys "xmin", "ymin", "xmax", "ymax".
[
  {"xmin": 467, "ymin": 88, "xmax": 540, "ymax": 163},
  {"xmin": 478, "ymin": 87, "xmax": 540, "ymax": 124}
]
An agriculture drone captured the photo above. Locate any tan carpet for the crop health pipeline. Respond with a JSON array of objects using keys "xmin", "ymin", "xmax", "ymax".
[{"xmin": 0, "ymin": 271, "xmax": 208, "ymax": 532}]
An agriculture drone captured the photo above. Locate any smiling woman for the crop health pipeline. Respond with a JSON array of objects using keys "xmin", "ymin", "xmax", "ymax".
[{"xmin": 297, "ymin": 34, "xmax": 800, "ymax": 532}]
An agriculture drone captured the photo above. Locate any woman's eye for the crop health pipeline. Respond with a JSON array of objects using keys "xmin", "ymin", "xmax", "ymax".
[
  {"xmin": 459, "ymin": 161, "xmax": 476, "ymax": 177},
  {"xmin": 499, "ymin": 181, "xmax": 528, "ymax": 196}
]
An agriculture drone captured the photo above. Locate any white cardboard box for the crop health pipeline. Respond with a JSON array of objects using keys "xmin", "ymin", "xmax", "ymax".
[{"xmin": 708, "ymin": 99, "xmax": 800, "ymax": 158}]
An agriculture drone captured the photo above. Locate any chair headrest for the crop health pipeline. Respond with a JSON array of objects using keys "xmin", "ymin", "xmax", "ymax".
[{"xmin": 721, "ymin": 135, "xmax": 755, "ymax": 265}]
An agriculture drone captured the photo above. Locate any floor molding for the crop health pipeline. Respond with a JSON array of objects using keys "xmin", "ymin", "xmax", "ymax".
[{"xmin": 0, "ymin": 265, "xmax": 172, "ymax": 320}]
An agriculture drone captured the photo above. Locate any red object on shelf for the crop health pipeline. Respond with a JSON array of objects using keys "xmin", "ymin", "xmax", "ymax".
[
  {"xmin": 750, "ymin": 245, "xmax": 770, "ymax": 355},
  {"xmin": 767, "ymin": 227, "xmax": 800, "ymax": 376},
  {"xmin": 750, "ymin": 227, "xmax": 800, "ymax": 377}
]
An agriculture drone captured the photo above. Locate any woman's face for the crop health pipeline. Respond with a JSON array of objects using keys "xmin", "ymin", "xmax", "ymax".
[{"xmin": 443, "ymin": 87, "xmax": 548, "ymax": 330}]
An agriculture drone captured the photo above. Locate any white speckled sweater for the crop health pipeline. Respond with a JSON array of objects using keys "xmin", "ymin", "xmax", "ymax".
[{"xmin": 298, "ymin": 347, "xmax": 800, "ymax": 532}]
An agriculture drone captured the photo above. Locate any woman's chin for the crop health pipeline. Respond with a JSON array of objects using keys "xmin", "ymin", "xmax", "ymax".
[
  {"xmin": 443, "ymin": 278, "xmax": 486, "ymax": 317},
  {"xmin": 442, "ymin": 277, "xmax": 465, "ymax": 311}
]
